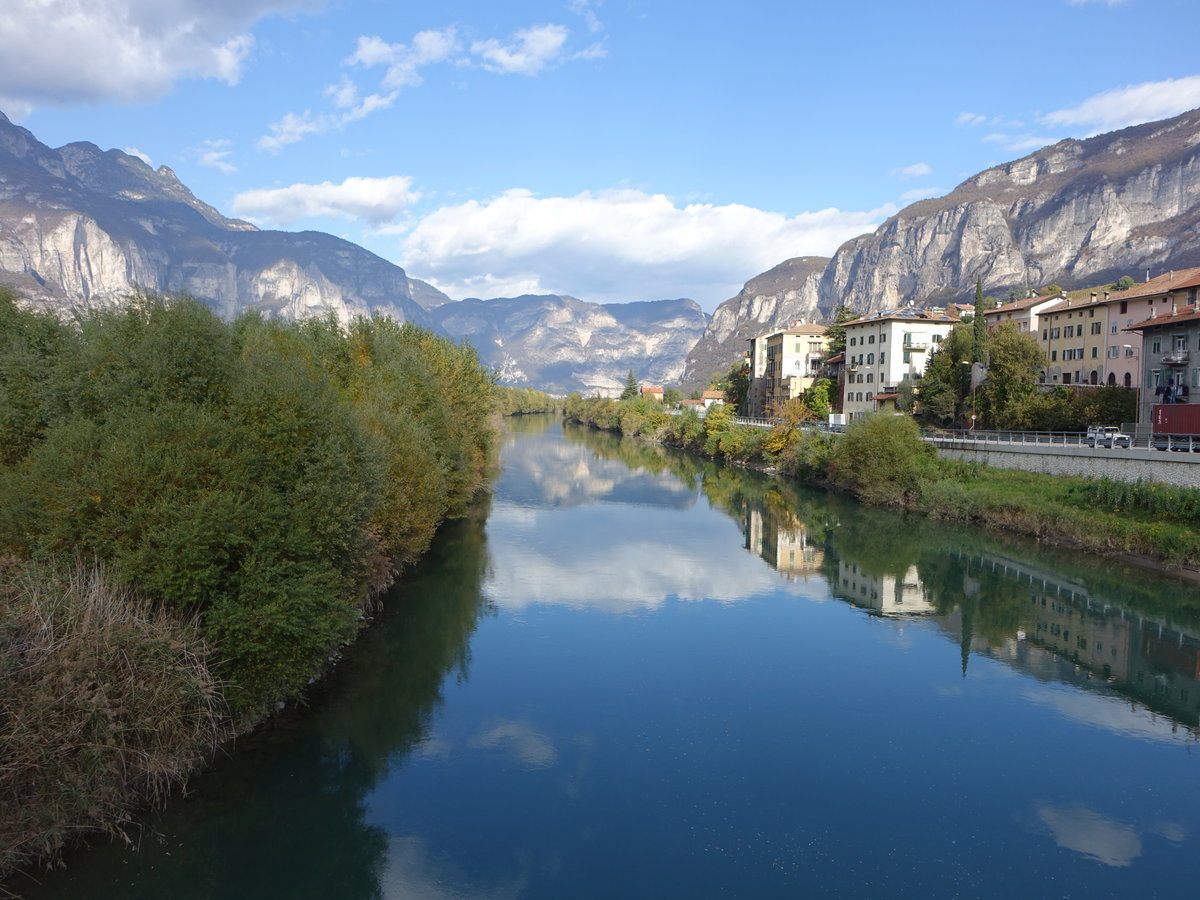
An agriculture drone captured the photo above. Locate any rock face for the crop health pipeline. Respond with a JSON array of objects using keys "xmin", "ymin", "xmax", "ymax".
[
  {"xmin": 679, "ymin": 256, "xmax": 827, "ymax": 390},
  {"xmin": 819, "ymin": 109, "xmax": 1200, "ymax": 313},
  {"xmin": 683, "ymin": 108, "xmax": 1200, "ymax": 387},
  {"xmin": 431, "ymin": 294, "xmax": 709, "ymax": 396},
  {"xmin": 0, "ymin": 110, "xmax": 434, "ymax": 326}
]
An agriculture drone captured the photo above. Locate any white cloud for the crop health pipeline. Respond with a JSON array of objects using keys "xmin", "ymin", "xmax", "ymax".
[
  {"xmin": 570, "ymin": 0, "xmax": 605, "ymax": 33},
  {"xmin": 891, "ymin": 162, "xmax": 932, "ymax": 179},
  {"xmin": 347, "ymin": 27, "xmax": 462, "ymax": 91},
  {"xmin": 1042, "ymin": 75, "xmax": 1200, "ymax": 134},
  {"xmin": 197, "ymin": 139, "xmax": 236, "ymax": 174},
  {"xmin": 232, "ymin": 175, "xmax": 421, "ymax": 226},
  {"xmin": 1036, "ymin": 804, "xmax": 1141, "ymax": 867},
  {"xmin": 956, "ymin": 112, "xmax": 987, "ymax": 127},
  {"xmin": 0, "ymin": 0, "xmax": 320, "ymax": 108},
  {"xmin": 398, "ymin": 188, "xmax": 887, "ymax": 309},
  {"xmin": 472, "ymin": 24, "xmax": 571, "ymax": 76},
  {"xmin": 124, "ymin": 147, "xmax": 153, "ymax": 166}
]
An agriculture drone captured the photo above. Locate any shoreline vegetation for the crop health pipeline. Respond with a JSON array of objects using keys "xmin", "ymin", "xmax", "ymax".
[
  {"xmin": 562, "ymin": 394, "xmax": 1200, "ymax": 577},
  {"xmin": 0, "ymin": 290, "xmax": 497, "ymax": 883}
]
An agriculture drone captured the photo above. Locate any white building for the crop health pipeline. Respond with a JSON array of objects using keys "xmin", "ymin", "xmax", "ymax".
[{"xmin": 841, "ymin": 307, "xmax": 959, "ymax": 420}]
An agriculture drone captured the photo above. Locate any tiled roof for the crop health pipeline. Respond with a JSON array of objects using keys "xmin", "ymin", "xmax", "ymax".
[
  {"xmin": 1125, "ymin": 305, "xmax": 1200, "ymax": 331},
  {"xmin": 843, "ymin": 306, "xmax": 958, "ymax": 327},
  {"xmin": 1103, "ymin": 267, "xmax": 1200, "ymax": 304}
]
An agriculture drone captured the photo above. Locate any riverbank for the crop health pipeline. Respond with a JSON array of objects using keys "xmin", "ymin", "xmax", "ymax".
[
  {"xmin": 0, "ymin": 293, "xmax": 497, "ymax": 884},
  {"xmin": 561, "ymin": 393, "xmax": 1200, "ymax": 577}
]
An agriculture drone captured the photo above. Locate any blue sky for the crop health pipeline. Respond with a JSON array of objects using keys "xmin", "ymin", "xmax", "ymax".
[{"xmin": 3, "ymin": 0, "xmax": 1199, "ymax": 311}]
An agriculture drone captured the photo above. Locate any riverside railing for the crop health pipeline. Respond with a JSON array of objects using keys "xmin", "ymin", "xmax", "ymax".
[{"xmin": 922, "ymin": 428, "xmax": 1200, "ymax": 453}]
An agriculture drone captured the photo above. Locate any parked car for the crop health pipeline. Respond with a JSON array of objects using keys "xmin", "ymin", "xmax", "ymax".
[{"xmin": 1085, "ymin": 425, "xmax": 1130, "ymax": 448}]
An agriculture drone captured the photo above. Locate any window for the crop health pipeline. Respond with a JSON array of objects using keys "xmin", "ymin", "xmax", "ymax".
[
  {"xmin": 1091, "ymin": 346, "xmax": 1098, "ymax": 358},
  {"xmin": 1042, "ymin": 329, "xmax": 1048, "ymax": 341},
  {"xmin": 867, "ymin": 353, "xmax": 875, "ymax": 364},
  {"xmin": 1175, "ymin": 334, "xmax": 1187, "ymax": 350},
  {"xmin": 1152, "ymin": 337, "xmax": 1162, "ymax": 353},
  {"xmin": 1091, "ymin": 322, "xmax": 1102, "ymax": 334},
  {"xmin": 1108, "ymin": 346, "xmax": 1118, "ymax": 358},
  {"xmin": 1089, "ymin": 308, "xmax": 1095, "ymax": 318},
  {"xmin": 932, "ymin": 334, "xmax": 942, "ymax": 342},
  {"xmin": 879, "ymin": 333, "xmax": 886, "ymax": 343},
  {"xmin": 850, "ymin": 337, "xmax": 857, "ymax": 347},
  {"xmin": 866, "ymin": 392, "xmax": 873, "ymax": 401},
  {"xmin": 1120, "ymin": 301, "xmax": 1128, "ymax": 314},
  {"xmin": 1051, "ymin": 350, "xmax": 1057, "ymax": 361},
  {"xmin": 1111, "ymin": 322, "xmax": 1118, "ymax": 333},
  {"xmin": 903, "ymin": 350, "xmax": 911, "ymax": 364},
  {"xmin": 1052, "ymin": 327, "xmax": 1061, "ymax": 339},
  {"xmin": 868, "ymin": 335, "xmax": 875, "ymax": 344},
  {"xmin": 879, "ymin": 352, "xmax": 885, "ymax": 365},
  {"xmin": 867, "ymin": 373, "xmax": 874, "ymax": 383}
]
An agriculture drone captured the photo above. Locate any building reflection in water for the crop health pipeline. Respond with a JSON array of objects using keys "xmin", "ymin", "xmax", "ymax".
[{"xmin": 737, "ymin": 494, "xmax": 1200, "ymax": 737}]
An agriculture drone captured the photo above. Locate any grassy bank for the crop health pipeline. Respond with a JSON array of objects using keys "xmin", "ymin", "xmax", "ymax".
[
  {"xmin": 0, "ymin": 291, "xmax": 495, "ymax": 880},
  {"xmin": 562, "ymin": 393, "xmax": 1200, "ymax": 572}
]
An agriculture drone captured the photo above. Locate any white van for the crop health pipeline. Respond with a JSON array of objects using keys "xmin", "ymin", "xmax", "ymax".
[{"xmin": 1085, "ymin": 425, "xmax": 1130, "ymax": 448}]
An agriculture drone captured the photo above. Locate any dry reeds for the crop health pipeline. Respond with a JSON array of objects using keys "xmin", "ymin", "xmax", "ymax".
[{"xmin": 0, "ymin": 559, "xmax": 231, "ymax": 881}]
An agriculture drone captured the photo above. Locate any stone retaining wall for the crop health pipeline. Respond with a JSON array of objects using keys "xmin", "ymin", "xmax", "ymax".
[{"xmin": 931, "ymin": 441, "xmax": 1200, "ymax": 488}]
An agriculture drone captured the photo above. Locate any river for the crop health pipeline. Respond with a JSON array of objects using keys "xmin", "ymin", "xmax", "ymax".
[{"xmin": 16, "ymin": 416, "xmax": 1200, "ymax": 899}]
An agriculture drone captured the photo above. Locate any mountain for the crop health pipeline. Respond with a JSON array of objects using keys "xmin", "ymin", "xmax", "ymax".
[
  {"xmin": 684, "ymin": 108, "xmax": 1200, "ymax": 386},
  {"xmin": 819, "ymin": 109, "xmax": 1200, "ymax": 313},
  {"xmin": 0, "ymin": 110, "xmax": 434, "ymax": 326},
  {"xmin": 679, "ymin": 256, "xmax": 827, "ymax": 389},
  {"xmin": 430, "ymin": 294, "xmax": 708, "ymax": 396},
  {"xmin": 0, "ymin": 111, "xmax": 707, "ymax": 395}
]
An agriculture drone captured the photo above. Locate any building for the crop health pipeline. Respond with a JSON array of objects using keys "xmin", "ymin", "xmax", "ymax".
[
  {"xmin": 983, "ymin": 293, "xmax": 1061, "ymax": 337},
  {"xmin": 640, "ymin": 385, "xmax": 664, "ymax": 402},
  {"xmin": 1035, "ymin": 268, "xmax": 1200, "ymax": 389},
  {"xmin": 1125, "ymin": 298, "xmax": 1200, "ymax": 422},
  {"xmin": 840, "ymin": 307, "xmax": 958, "ymax": 420},
  {"xmin": 745, "ymin": 323, "xmax": 829, "ymax": 417}
]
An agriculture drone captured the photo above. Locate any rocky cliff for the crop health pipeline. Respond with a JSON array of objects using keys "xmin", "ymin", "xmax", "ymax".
[
  {"xmin": 679, "ymin": 256, "xmax": 827, "ymax": 389},
  {"xmin": 684, "ymin": 108, "xmax": 1200, "ymax": 387},
  {"xmin": 0, "ymin": 111, "xmax": 434, "ymax": 326},
  {"xmin": 431, "ymin": 294, "xmax": 709, "ymax": 396},
  {"xmin": 820, "ymin": 109, "xmax": 1200, "ymax": 313}
]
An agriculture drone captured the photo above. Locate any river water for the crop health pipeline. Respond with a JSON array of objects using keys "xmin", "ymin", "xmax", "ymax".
[{"xmin": 17, "ymin": 417, "xmax": 1200, "ymax": 899}]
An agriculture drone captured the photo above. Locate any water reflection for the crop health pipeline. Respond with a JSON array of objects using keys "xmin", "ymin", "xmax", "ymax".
[{"xmin": 563, "ymin": 419, "xmax": 1200, "ymax": 739}]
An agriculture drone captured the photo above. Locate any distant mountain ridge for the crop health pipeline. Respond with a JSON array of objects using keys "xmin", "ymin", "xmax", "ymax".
[
  {"xmin": 0, "ymin": 110, "xmax": 704, "ymax": 394},
  {"xmin": 431, "ymin": 294, "xmax": 708, "ymax": 396},
  {"xmin": 0, "ymin": 111, "xmax": 437, "ymax": 326},
  {"xmin": 682, "ymin": 108, "xmax": 1200, "ymax": 387}
]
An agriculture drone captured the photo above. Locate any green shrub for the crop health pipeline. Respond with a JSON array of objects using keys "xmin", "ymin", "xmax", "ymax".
[{"xmin": 828, "ymin": 414, "xmax": 932, "ymax": 505}]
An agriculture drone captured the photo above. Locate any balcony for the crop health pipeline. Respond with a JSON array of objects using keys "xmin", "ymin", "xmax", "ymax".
[
  {"xmin": 1163, "ymin": 351, "xmax": 1190, "ymax": 367},
  {"xmin": 902, "ymin": 340, "xmax": 928, "ymax": 352}
]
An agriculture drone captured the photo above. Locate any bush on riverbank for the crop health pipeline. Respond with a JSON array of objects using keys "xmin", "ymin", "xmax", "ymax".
[{"xmin": 0, "ymin": 290, "xmax": 495, "ymax": 879}]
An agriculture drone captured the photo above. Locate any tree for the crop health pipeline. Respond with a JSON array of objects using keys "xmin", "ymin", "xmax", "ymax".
[
  {"xmin": 712, "ymin": 359, "xmax": 749, "ymax": 414},
  {"xmin": 972, "ymin": 277, "xmax": 988, "ymax": 363},
  {"xmin": 916, "ymin": 324, "xmax": 974, "ymax": 426},
  {"xmin": 620, "ymin": 369, "xmax": 639, "ymax": 400},
  {"xmin": 663, "ymin": 387, "xmax": 683, "ymax": 407},
  {"xmin": 896, "ymin": 375, "xmax": 915, "ymax": 414},
  {"xmin": 975, "ymin": 323, "xmax": 1044, "ymax": 428},
  {"xmin": 1116, "ymin": 275, "xmax": 1135, "ymax": 291},
  {"xmin": 824, "ymin": 305, "xmax": 859, "ymax": 358}
]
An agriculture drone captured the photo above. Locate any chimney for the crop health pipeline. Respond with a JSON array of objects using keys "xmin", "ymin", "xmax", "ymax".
[
  {"xmin": 1104, "ymin": 291, "xmax": 1109, "ymax": 301},
  {"xmin": 1090, "ymin": 292, "xmax": 1097, "ymax": 302},
  {"xmin": 1146, "ymin": 267, "xmax": 1151, "ymax": 282}
]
